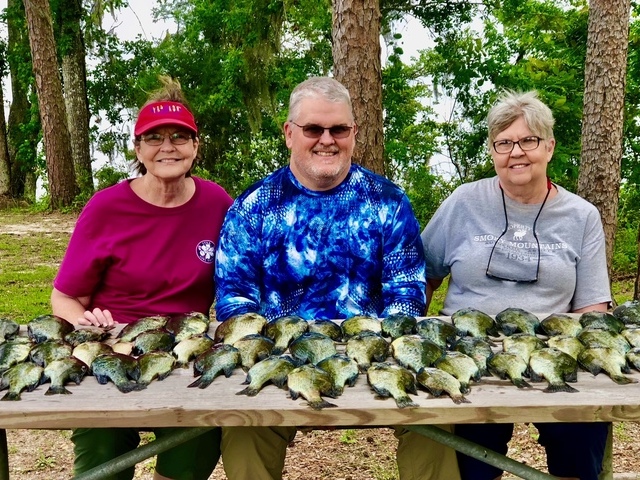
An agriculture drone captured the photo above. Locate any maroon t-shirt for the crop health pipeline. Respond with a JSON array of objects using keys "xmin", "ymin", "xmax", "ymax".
[{"xmin": 54, "ymin": 177, "xmax": 233, "ymax": 323}]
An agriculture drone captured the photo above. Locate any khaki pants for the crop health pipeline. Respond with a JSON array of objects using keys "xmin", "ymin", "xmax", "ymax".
[
  {"xmin": 395, "ymin": 425, "xmax": 461, "ymax": 480},
  {"xmin": 221, "ymin": 426, "xmax": 297, "ymax": 480}
]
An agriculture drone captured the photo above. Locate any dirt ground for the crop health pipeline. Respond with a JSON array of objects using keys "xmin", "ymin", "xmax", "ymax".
[{"xmin": 2, "ymin": 211, "xmax": 640, "ymax": 479}]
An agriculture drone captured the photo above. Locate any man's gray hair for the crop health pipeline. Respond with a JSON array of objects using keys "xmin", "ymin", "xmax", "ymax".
[
  {"xmin": 487, "ymin": 90, "xmax": 555, "ymax": 150},
  {"xmin": 287, "ymin": 77, "xmax": 354, "ymax": 122}
]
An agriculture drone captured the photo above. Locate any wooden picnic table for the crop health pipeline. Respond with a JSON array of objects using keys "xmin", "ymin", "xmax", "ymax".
[{"xmin": 1, "ymin": 319, "xmax": 637, "ymax": 479}]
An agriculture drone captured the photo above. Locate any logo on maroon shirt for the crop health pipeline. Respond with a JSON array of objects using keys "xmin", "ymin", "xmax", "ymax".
[{"xmin": 196, "ymin": 240, "xmax": 216, "ymax": 263}]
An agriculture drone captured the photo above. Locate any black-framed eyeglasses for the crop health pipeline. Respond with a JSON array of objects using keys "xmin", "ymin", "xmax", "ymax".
[
  {"xmin": 485, "ymin": 185, "xmax": 550, "ymax": 283},
  {"xmin": 290, "ymin": 122, "xmax": 353, "ymax": 139},
  {"xmin": 141, "ymin": 132, "xmax": 193, "ymax": 146},
  {"xmin": 493, "ymin": 136, "xmax": 542, "ymax": 154}
]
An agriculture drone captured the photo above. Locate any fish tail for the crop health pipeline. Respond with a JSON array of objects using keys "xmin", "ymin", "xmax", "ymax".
[
  {"xmin": 308, "ymin": 399, "xmax": 337, "ymax": 410},
  {"xmin": 45, "ymin": 385, "xmax": 71, "ymax": 395},
  {"xmin": 176, "ymin": 361, "xmax": 189, "ymax": 369},
  {"xmin": 451, "ymin": 395, "xmax": 470, "ymax": 404},
  {"xmin": 1, "ymin": 392, "xmax": 20, "ymax": 401},
  {"xmin": 187, "ymin": 377, "xmax": 202, "ymax": 388},
  {"xmin": 459, "ymin": 382, "xmax": 471, "ymax": 394},
  {"xmin": 612, "ymin": 375, "xmax": 638, "ymax": 385},
  {"xmin": 395, "ymin": 396, "xmax": 419, "ymax": 409},
  {"xmin": 544, "ymin": 383, "xmax": 579, "ymax": 393},
  {"xmin": 236, "ymin": 386, "xmax": 259, "ymax": 396},
  {"xmin": 116, "ymin": 381, "xmax": 142, "ymax": 394},
  {"xmin": 513, "ymin": 378, "xmax": 532, "ymax": 388}
]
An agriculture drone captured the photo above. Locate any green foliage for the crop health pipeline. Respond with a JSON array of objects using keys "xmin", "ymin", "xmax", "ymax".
[
  {"xmin": 339, "ymin": 429, "xmax": 357, "ymax": 444},
  {"xmin": 94, "ymin": 165, "xmax": 129, "ymax": 191}
]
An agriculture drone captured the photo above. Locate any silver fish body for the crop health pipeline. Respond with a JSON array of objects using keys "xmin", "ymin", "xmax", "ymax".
[
  {"xmin": 0, "ymin": 361, "xmax": 43, "ymax": 400},
  {"xmin": 213, "ymin": 313, "xmax": 268, "ymax": 345},
  {"xmin": 316, "ymin": 354, "xmax": 359, "ymax": 395},
  {"xmin": 173, "ymin": 334, "xmax": 215, "ymax": 368},
  {"xmin": 434, "ymin": 351, "xmax": 481, "ymax": 394},
  {"xmin": 233, "ymin": 334, "xmax": 275, "ymax": 371},
  {"xmin": 451, "ymin": 308, "xmax": 498, "ymax": 339},
  {"xmin": 165, "ymin": 312, "xmax": 210, "ymax": 343},
  {"xmin": 416, "ymin": 367, "xmax": 469, "ymax": 404},
  {"xmin": 366, "ymin": 362, "xmax": 418, "ymax": 409},
  {"xmin": 578, "ymin": 347, "xmax": 637, "ymax": 385},
  {"xmin": 502, "ymin": 333, "xmax": 546, "ymax": 364},
  {"xmin": 415, "ymin": 318, "xmax": 457, "ymax": 349},
  {"xmin": 487, "ymin": 352, "xmax": 531, "ymax": 388},
  {"xmin": 287, "ymin": 364, "xmax": 338, "ymax": 410},
  {"xmin": 137, "ymin": 351, "xmax": 176, "ymax": 386},
  {"xmin": 117, "ymin": 315, "xmax": 170, "ymax": 343},
  {"xmin": 341, "ymin": 315, "xmax": 382, "ymax": 339},
  {"xmin": 91, "ymin": 353, "xmax": 141, "ymax": 393},
  {"xmin": 289, "ymin": 332, "xmax": 337, "ymax": 365},
  {"xmin": 29, "ymin": 339, "xmax": 72, "ymax": 367}
]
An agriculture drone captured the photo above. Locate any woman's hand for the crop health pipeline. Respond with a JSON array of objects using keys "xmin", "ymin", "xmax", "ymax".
[{"xmin": 77, "ymin": 308, "xmax": 115, "ymax": 328}]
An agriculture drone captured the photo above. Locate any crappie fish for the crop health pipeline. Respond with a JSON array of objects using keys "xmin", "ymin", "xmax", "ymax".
[
  {"xmin": 390, "ymin": 335, "xmax": 443, "ymax": 373},
  {"xmin": 613, "ymin": 300, "xmax": 640, "ymax": 326},
  {"xmin": 547, "ymin": 335, "xmax": 585, "ymax": 361},
  {"xmin": 341, "ymin": 315, "xmax": 382, "ymax": 339},
  {"xmin": 308, "ymin": 320, "xmax": 343, "ymax": 341},
  {"xmin": 345, "ymin": 331, "xmax": 389, "ymax": 372},
  {"xmin": 528, "ymin": 347, "xmax": 579, "ymax": 393},
  {"xmin": 502, "ymin": 333, "xmax": 546, "ymax": 364},
  {"xmin": 416, "ymin": 367, "xmax": 469, "ymax": 404},
  {"xmin": 415, "ymin": 318, "xmax": 457, "ymax": 349},
  {"xmin": 91, "ymin": 353, "xmax": 141, "ymax": 393},
  {"xmin": 189, "ymin": 344, "xmax": 240, "ymax": 389},
  {"xmin": 540, "ymin": 313, "xmax": 582, "ymax": 337},
  {"xmin": 495, "ymin": 308, "xmax": 541, "ymax": 336},
  {"xmin": 452, "ymin": 336, "xmax": 493, "ymax": 377},
  {"xmin": 131, "ymin": 329, "xmax": 175, "ymax": 356},
  {"xmin": 136, "ymin": 351, "xmax": 176, "ymax": 387},
  {"xmin": 29, "ymin": 339, "xmax": 72, "ymax": 367},
  {"xmin": 233, "ymin": 334, "xmax": 275, "ymax": 371},
  {"xmin": 72, "ymin": 341, "xmax": 112, "ymax": 371},
  {"xmin": 381, "ymin": 314, "xmax": 417, "ymax": 340},
  {"xmin": 578, "ymin": 347, "xmax": 637, "ymax": 385},
  {"xmin": 316, "ymin": 354, "xmax": 359, "ymax": 395},
  {"xmin": 487, "ymin": 352, "xmax": 531, "ymax": 388},
  {"xmin": 0, "ymin": 337, "xmax": 33, "ymax": 372},
  {"xmin": 213, "ymin": 312, "xmax": 267, "ymax": 345},
  {"xmin": 0, "ymin": 361, "xmax": 43, "ymax": 400},
  {"xmin": 236, "ymin": 355, "xmax": 297, "ymax": 397},
  {"xmin": 27, "ymin": 314, "xmax": 75, "ymax": 344},
  {"xmin": 367, "ymin": 362, "xmax": 418, "ymax": 409},
  {"xmin": 451, "ymin": 308, "xmax": 498, "ymax": 339},
  {"xmin": 287, "ymin": 364, "xmax": 338, "ymax": 410},
  {"xmin": 42, "ymin": 357, "xmax": 88, "ymax": 395},
  {"xmin": 0, "ymin": 318, "xmax": 20, "ymax": 342},
  {"xmin": 173, "ymin": 334, "xmax": 215, "ymax": 368},
  {"xmin": 577, "ymin": 328, "xmax": 632, "ymax": 355},
  {"xmin": 626, "ymin": 347, "xmax": 640, "ymax": 371},
  {"xmin": 579, "ymin": 311, "xmax": 624, "ymax": 334},
  {"xmin": 289, "ymin": 332, "xmax": 337, "ymax": 365},
  {"xmin": 621, "ymin": 328, "xmax": 640, "ymax": 348},
  {"xmin": 117, "ymin": 315, "xmax": 170, "ymax": 342},
  {"xmin": 434, "ymin": 351, "xmax": 481, "ymax": 394},
  {"xmin": 264, "ymin": 315, "xmax": 309, "ymax": 355},
  {"xmin": 64, "ymin": 327, "xmax": 112, "ymax": 347},
  {"xmin": 165, "ymin": 312, "xmax": 210, "ymax": 343}
]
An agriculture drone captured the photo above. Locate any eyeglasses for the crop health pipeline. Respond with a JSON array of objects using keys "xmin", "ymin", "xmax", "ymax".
[
  {"xmin": 485, "ymin": 185, "xmax": 550, "ymax": 283},
  {"xmin": 493, "ymin": 136, "xmax": 542, "ymax": 154},
  {"xmin": 141, "ymin": 132, "xmax": 193, "ymax": 146},
  {"xmin": 290, "ymin": 122, "xmax": 353, "ymax": 139}
]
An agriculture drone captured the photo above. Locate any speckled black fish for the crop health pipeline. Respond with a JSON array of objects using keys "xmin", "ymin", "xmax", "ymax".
[
  {"xmin": 264, "ymin": 315, "xmax": 309, "ymax": 355},
  {"xmin": 416, "ymin": 367, "xmax": 470, "ymax": 404},
  {"xmin": 487, "ymin": 352, "xmax": 531, "ymax": 388},
  {"xmin": 165, "ymin": 312, "xmax": 210, "ymax": 343},
  {"xmin": 288, "ymin": 364, "xmax": 338, "ymax": 410},
  {"xmin": 613, "ymin": 300, "xmax": 640, "ymax": 326},
  {"xmin": 233, "ymin": 334, "xmax": 275, "ymax": 371},
  {"xmin": 213, "ymin": 312, "xmax": 267, "ymax": 345},
  {"xmin": 391, "ymin": 335, "xmax": 443, "ymax": 373},
  {"xmin": 415, "ymin": 318, "xmax": 457, "ymax": 349},
  {"xmin": 117, "ymin": 315, "xmax": 170, "ymax": 343},
  {"xmin": 529, "ymin": 347, "xmax": 578, "ymax": 393},
  {"xmin": 495, "ymin": 308, "xmax": 541, "ymax": 336},
  {"xmin": 316, "ymin": 354, "xmax": 359, "ymax": 395},
  {"xmin": 91, "ymin": 353, "xmax": 141, "ymax": 393},
  {"xmin": 0, "ymin": 318, "xmax": 20, "ymax": 342},
  {"xmin": 381, "ymin": 314, "xmax": 417, "ymax": 340},
  {"xmin": 539, "ymin": 313, "xmax": 582, "ymax": 337},
  {"xmin": 451, "ymin": 308, "xmax": 499, "ymax": 339},
  {"xmin": 236, "ymin": 355, "xmax": 297, "ymax": 397},
  {"xmin": 0, "ymin": 361, "xmax": 43, "ymax": 400},
  {"xmin": 27, "ymin": 314, "xmax": 75, "ymax": 344},
  {"xmin": 29, "ymin": 339, "xmax": 72, "ymax": 367},
  {"xmin": 579, "ymin": 311, "xmax": 624, "ymax": 334},
  {"xmin": 345, "ymin": 331, "xmax": 389, "ymax": 372},
  {"xmin": 0, "ymin": 337, "xmax": 33, "ymax": 373},
  {"xmin": 42, "ymin": 357, "xmax": 88, "ymax": 395},
  {"xmin": 452, "ymin": 336, "xmax": 493, "ymax": 377},
  {"xmin": 189, "ymin": 344, "xmax": 240, "ymax": 389},
  {"xmin": 289, "ymin": 332, "xmax": 336, "ymax": 365},
  {"xmin": 131, "ymin": 329, "xmax": 175, "ymax": 355}
]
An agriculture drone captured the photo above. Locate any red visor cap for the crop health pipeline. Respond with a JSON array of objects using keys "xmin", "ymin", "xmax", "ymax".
[{"xmin": 134, "ymin": 101, "xmax": 198, "ymax": 136}]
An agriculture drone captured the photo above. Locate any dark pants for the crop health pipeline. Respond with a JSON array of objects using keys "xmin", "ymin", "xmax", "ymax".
[{"xmin": 455, "ymin": 422, "xmax": 609, "ymax": 480}]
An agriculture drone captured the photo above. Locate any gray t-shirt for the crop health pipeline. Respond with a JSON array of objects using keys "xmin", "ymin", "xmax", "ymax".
[{"xmin": 422, "ymin": 177, "xmax": 611, "ymax": 315}]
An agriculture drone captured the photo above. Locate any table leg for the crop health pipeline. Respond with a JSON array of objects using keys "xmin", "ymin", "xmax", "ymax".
[
  {"xmin": 406, "ymin": 425, "xmax": 555, "ymax": 480},
  {"xmin": 0, "ymin": 429, "xmax": 8, "ymax": 480},
  {"xmin": 73, "ymin": 427, "xmax": 215, "ymax": 480}
]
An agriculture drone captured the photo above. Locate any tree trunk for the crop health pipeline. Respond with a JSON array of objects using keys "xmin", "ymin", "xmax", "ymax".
[
  {"xmin": 6, "ymin": 0, "xmax": 38, "ymax": 200},
  {"xmin": 0, "ymin": 78, "xmax": 11, "ymax": 197},
  {"xmin": 23, "ymin": 0, "xmax": 77, "ymax": 209},
  {"xmin": 332, "ymin": 0, "xmax": 385, "ymax": 176},
  {"xmin": 577, "ymin": 0, "xmax": 630, "ymax": 278},
  {"xmin": 58, "ymin": 0, "xmax": 94, "ymax": 196}
]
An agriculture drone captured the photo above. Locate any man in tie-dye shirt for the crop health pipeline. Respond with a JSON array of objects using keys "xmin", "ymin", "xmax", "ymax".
[{"xmin": 215, "ymin": 77, "xmax": 428, "ymax": 480}]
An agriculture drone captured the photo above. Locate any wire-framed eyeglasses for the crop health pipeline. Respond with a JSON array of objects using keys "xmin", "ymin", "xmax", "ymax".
[
  {"xmin": 493, "ymin": 136, "xmax": 543, "ymax": 154},
  {"xmin": 141, "ymin": 132, "xmax": 193, "ymax": 146},
  {"xmin": 485, "ymin": 184, "xmax": 551, "ymax": 283},
  {"xmin": 290, "ymin": 122, "xmax": 354, "ymax": 139}
]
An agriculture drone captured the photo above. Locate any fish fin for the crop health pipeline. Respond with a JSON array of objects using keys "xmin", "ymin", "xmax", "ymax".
[
  {"xmin": 513, "ymin": 378, "xmax": 532, "ymax": 389},
  {"xmin": 289, "ymin": 389, "xmax": 301, "ymax": 400},
  {"xmin": 459, "ymin": 383, "xmax": 470, "ymax": 394},
  {"xmin": 187, "ymin": 377, "xmax": 202, "ymax": 388},
  {"xmin": 621, "ymin": 364, "xmax": 632, "ymax": 374},
  {"xmin": 308, "ymin": 399, "xmax": 337, "ymax": 410},
  {"xmin": 544, "ymin": 383, "xmax": 579, "ymax": 393},
  {"xmin": 346, "ymin": 375, "xmax": 358, "ymax": 387},
  {"xmin": 1, "ymin": 392, "xmax": 20, "ymax": 401},
  {"xmin": 529, "ymin": 371, "xmax": 543, "ymax": 382},
  {"xmin": 451, "ymin": 395, "xmax": 470, "ymax": 404},
  {"xmin": 395, "ymin": 396, "xmax": 419, "ymax": 409},
  {"xmin": 156, "ymin": 371, "xmax": 172, "ymax": 381},
  {"xmin": 176, "ymin": 361, "xmax": 189, "ymax": 369},
  {"xmin": 116, "ymin": 381, "xmax": 142, "ymax": 394},
  {"xmin": 223, "ymin": 366, "xmax": 236, "ymax": 378},
  {"xmin": 94, "ymin": 374, "xmax": 109, "ymax": 385},
  {"xmin": 611, "ymin": 375, "xmax": 637, "ymax": 385},
  {"xmin": 45, "ymin": 386, "xmax": 71, "ymax": 395},
  {"xmin": 237, "ymin": 386, "xmax": 259, "ymax": 397},
  {"xmin": 425, "ymin": 387, "xmax": 444, "ymax": 397}
]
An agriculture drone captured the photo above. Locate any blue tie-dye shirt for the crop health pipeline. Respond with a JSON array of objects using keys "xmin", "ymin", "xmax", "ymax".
[{"xmin": 214, "ymin": 164, "xmax": 426, "ymax": 321}]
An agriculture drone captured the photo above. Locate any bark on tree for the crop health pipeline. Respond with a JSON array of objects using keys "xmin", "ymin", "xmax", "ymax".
[
  {"xmin": 23, "ymin": 0, "xmax": 77, "ymax": 208},
  {"xmin": 0, "ymin": 79, "xmax": 10, "ymax": 198},
  {"xmin": 332, "ymin": 0, "xmax": 385, "ymax": 176},
  {"xmin": 577, "ymin": 0, "xmax": 630, "ymax": 282},
  {"xmin": 58, "ymin": 0, "xmax": 94, "ymax": 196}
]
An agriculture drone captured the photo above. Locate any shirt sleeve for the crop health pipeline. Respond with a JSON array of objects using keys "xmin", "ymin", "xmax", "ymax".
[
  {"xmin": 214, "ymin": 205, "xmax": 263, "ymax": 321},
  {"xmin": 421, "ymin": 192, "xmax": 456, "ymax": 281},
  {"xmin": 380, "ymin": 194, "xmax": 427, "ymax": 317}
]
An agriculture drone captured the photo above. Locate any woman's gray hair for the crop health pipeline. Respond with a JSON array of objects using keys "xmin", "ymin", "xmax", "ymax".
[
  {"xmin": 287, "ymin": 77, "xmax": 354, "ymax": 123},
  {"xmin": 487, "ymin": 90, "xmax": 555, "ymax": 150}
]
